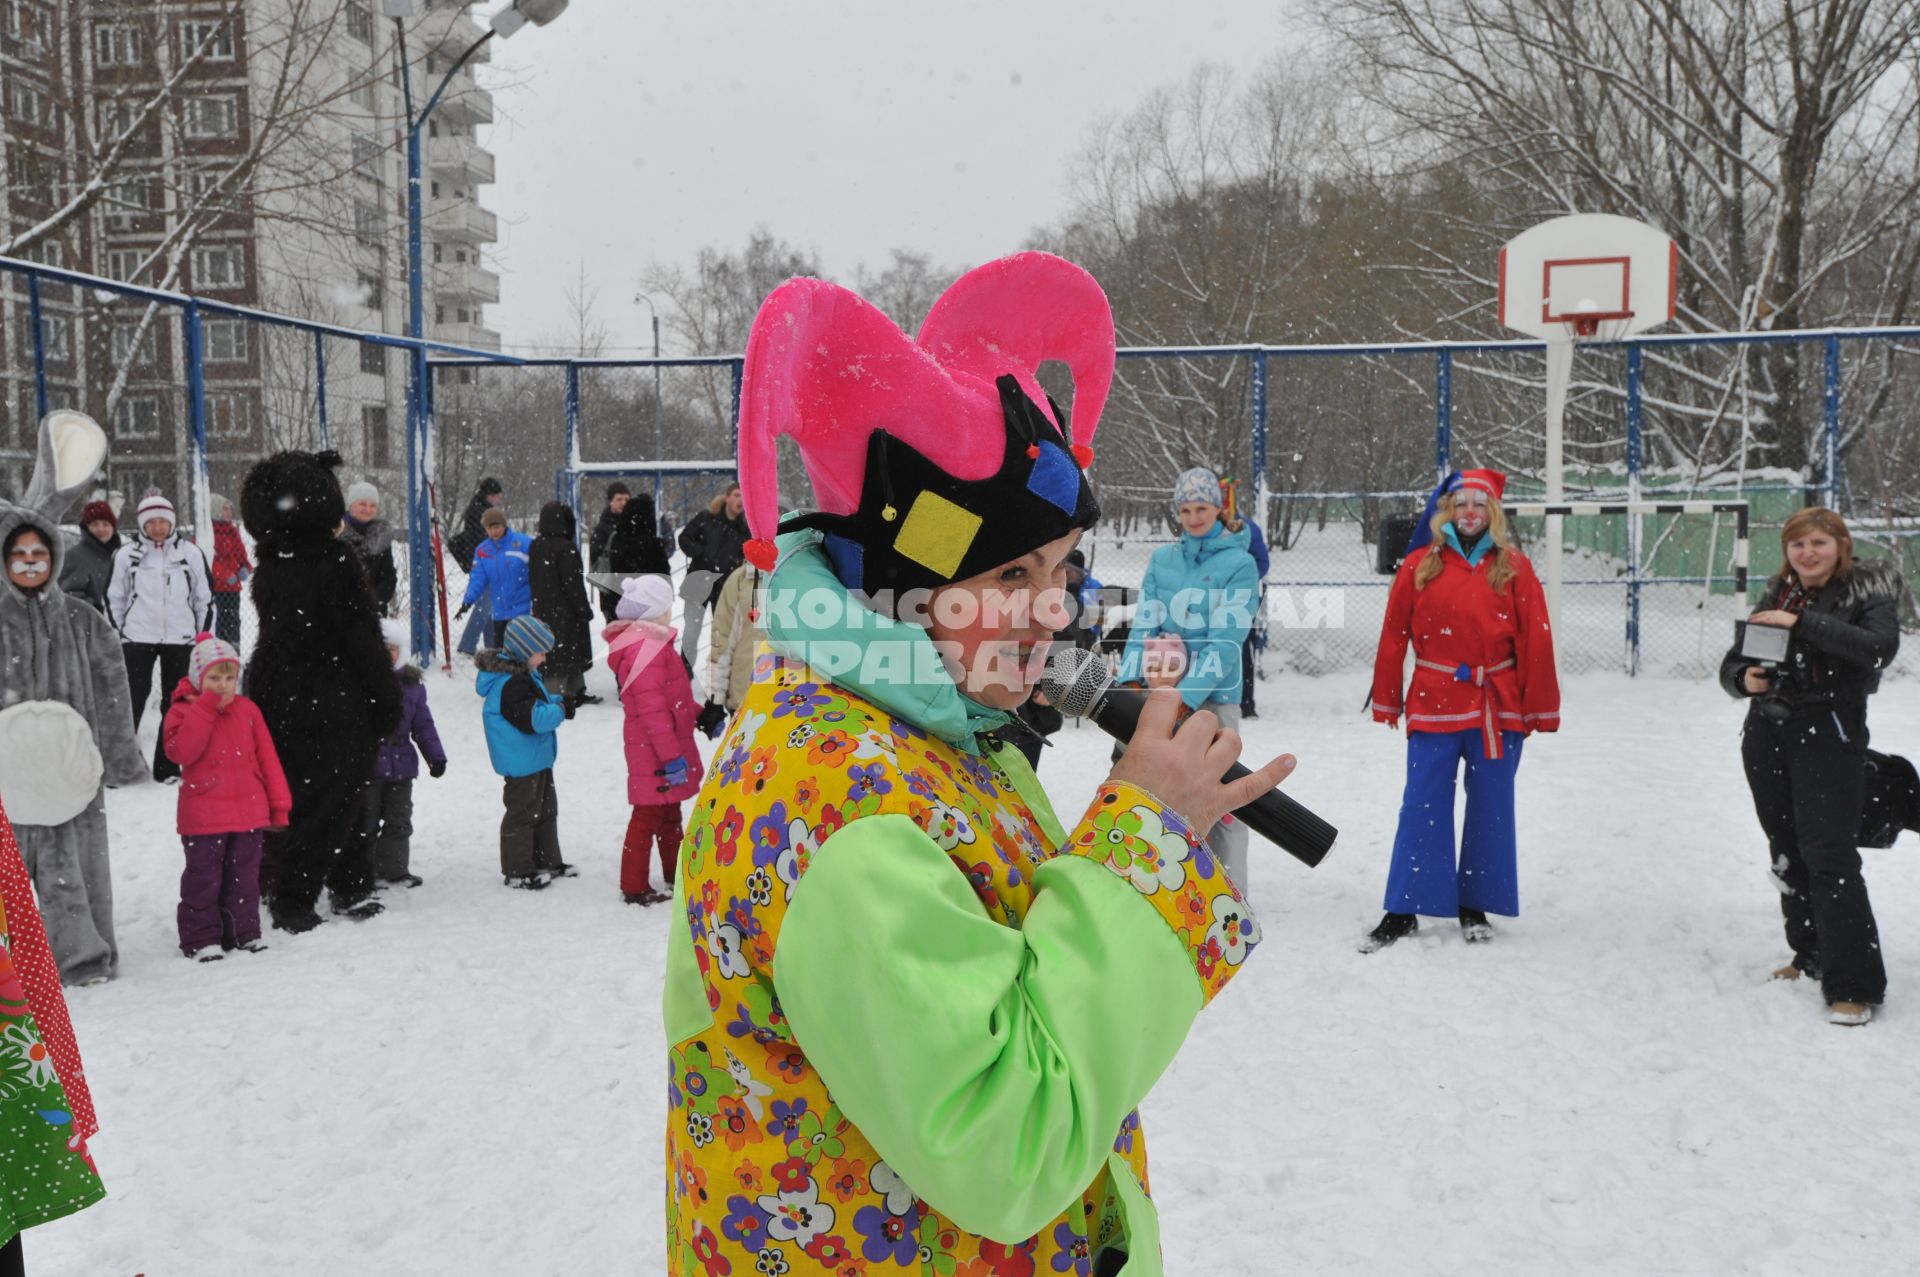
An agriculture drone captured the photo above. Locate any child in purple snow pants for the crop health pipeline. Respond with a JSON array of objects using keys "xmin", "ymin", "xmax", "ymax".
[{"xmin": 161, "ymin": 633, "xmax": 293, "ymax": 960}]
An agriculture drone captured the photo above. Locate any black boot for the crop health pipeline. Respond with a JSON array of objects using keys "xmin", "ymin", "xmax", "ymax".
[
  {"xmin": 1360, "ymin": 912, "xmax": 1419, "ymax": 954},
  {"xmin": 329, "ymin": 888, "xmax": 385, "ymax": 921},
  {"xmin": 270, "ymin": 901, "xmax": 325, "ymax": 934},
  {"xmin": 1459, "ymin": 908, "xmax": 1493, "ymax": 944}
]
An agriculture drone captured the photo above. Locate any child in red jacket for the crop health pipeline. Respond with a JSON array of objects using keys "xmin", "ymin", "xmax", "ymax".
[
  {"xmin": 162, "ymin": 633, "xmax": 292, "ymax": 960},
  {"xmin": 605, "ymin": 576, "xmax": 703, "ymax": 905}
]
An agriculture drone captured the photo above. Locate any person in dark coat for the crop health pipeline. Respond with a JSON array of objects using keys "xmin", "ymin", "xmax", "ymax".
[
  {"xmin": 338, "ymin": 481, "xmax": 397, "ymax": 615},
  {"xmin": 528, "ymin": 501, "xmax": 597, "ymax": 707},
  {"xmin": 1720, "ymin": 507, "xmax": 1903, "ymax": 1028},
  {"xmin": 355, "ymin": 619, "xmax": 448, "ymax": 888},
  {"xmin": 241, "ymin": 450, "xmax": 403, "ymax": 934},
  {"xmin": 601, "ymin": 489, "xmax": 672, "ymax": 623},
  {"xmin": 674, "ymin": 482, "xmax": 749, "ymax": 662},
  {"xmin": 57, "ymin": 500, "xmax": 121, "ymax": 614},
  {"xmin": 587, "ymin": 482, "xmax": 630, "ymax": 574},
  {"xmin": 448, "ymin": 477, "xmax": 503, "ymax": 655}
]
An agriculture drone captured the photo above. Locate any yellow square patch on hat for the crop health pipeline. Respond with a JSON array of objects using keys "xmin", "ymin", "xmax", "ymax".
[{"xmin": 893, "ymin": 491, "xmax": 981, "ymax": 578}]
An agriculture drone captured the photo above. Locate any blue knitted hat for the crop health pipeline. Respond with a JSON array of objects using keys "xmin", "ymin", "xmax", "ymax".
[{"xmin": 501, "ymin": 615, "xmax": 554, "ymax": 664}]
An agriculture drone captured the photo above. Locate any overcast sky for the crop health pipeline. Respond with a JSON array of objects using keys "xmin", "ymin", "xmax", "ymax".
[{"xmin": 479, "ymin": 1, "xmax": 1302, "ymax": 355}]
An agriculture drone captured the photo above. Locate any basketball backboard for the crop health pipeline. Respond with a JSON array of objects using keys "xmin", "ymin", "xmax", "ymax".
[{"xmin": 1499, "ymin": 214, "xmax": 1676, "ymax": 340}]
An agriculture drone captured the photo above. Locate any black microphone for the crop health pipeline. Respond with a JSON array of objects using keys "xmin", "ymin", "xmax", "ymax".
[{"xmin": 1040, "ymin": 645, "xmax": 1337, "ymax": 867}]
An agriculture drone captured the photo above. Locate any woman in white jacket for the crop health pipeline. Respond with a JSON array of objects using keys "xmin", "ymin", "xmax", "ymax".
[{"xmin": 107, "ymin": 489, "xmax": 212, "ymax": 782}]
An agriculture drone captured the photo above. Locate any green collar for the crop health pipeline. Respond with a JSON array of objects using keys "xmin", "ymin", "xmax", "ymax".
[{"xmin": 761, "ymin": 531, "xmax": 1015, "ymax": 754}]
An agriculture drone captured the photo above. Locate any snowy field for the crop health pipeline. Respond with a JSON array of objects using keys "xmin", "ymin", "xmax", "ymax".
[{"xmin": 30, "ymin": 660, "xmax": 1920, "ymax": 1275}]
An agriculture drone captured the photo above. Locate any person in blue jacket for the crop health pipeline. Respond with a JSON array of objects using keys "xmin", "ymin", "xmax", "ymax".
[
  {"xmin": 474, "ymin": 614, "xmax": 574, "ymax": 889},
  {"xmin": 456, "ymin": 507, "xmax": 533, "ymax": 650},
  {"xmin": 1117, "ymin": 465, "xmax": 1261, "ymax": 888},
  {"xmin": 1220, "ymin": 476, "xmax": 1270, "ymax": 717}
]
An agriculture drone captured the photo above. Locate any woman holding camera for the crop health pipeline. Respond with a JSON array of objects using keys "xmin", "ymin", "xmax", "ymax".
[
  {"xmin": 1366, "ymin": 469, "xmax": 1560, "ymax": 951},
  {"xmin": 1721, "ymin": 507, "xmax": 1902, "ymax": 1027}
]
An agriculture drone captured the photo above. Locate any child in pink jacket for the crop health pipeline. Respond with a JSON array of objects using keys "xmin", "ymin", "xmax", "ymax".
[
  {"xmin": 604, "ymin": 576, "xmax": 703, "ymax": 905},
  {"xmin": 161, "ymin": 633, "xmax": 291, "ymax": 960}
]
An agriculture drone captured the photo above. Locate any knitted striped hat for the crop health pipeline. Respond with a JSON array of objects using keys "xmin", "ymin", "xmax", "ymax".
[
  {"xmin": 501, "ymin": 615, "xmax": 554, "ymax": 664},
  {"xmin": 188, "ymin": 631, "xmax": 241, "ymax": 689},
  {"xmin": 136, "ymin": 488, "xmax": 175, "ymax": 529}
]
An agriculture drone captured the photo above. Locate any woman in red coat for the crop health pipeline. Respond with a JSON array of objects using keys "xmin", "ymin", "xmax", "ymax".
[{"xmin": 1365, "ymin": 469, "xmax": 1559, "ymax": 950}]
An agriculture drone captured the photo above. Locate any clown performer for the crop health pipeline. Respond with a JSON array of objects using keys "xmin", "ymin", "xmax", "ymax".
[
  {"xmin": 1364, "ymin": 468, "xmax": 1559, "ymax": 951},
  {"xmin": 0, "ymin": 413, "xmax": 146, "ymax": 987},
  {"xmin": 0, "ymin": 793, "xmax": 107, "ymax": 1274},
  {"xmin": 662, "ymin": 254, "xmax": 1294, "ymax": 1276}
]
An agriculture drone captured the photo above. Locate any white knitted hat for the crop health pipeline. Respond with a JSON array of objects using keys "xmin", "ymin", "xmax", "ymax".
[
  {"xmin": 136, "ymin": 488, "xmax": 176, "ymax": 529},
  {"xmin": 346, "ymin": 481, "xmax": 379, "ymax": 508},
  {"xmin": 616, "ymin": 574, "xmax": 673, "ymax": 621}
]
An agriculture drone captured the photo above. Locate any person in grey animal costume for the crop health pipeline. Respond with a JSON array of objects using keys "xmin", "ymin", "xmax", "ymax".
[{"xmin": 0, "ymin": 412, "xmax": 145, "ymax": 985}]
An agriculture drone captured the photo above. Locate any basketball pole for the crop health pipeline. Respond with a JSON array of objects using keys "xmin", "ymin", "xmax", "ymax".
[{"xmin": 1543, "ymin": 337, "xmax": 1573, "ymax": 675}]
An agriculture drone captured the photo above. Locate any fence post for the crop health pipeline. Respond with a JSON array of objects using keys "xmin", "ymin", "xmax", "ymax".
[
  {"xmin": 407, "ymin": 347, "xmax": 433, "ymax": 664},
  {"xmin": 729, "ymin": 358, "xmax": 744, "ymax": 457},
  {"xmin": 1823, "ymin": 334, "xmax": 1841, "ymax": 508},
  {"xmin": 564, "ymin": 361, "xmax": 582, "ymax": 517},
  {"xmin": 314, "ymin": 330, "xmax": 330, "ymax": 449},
  {"xmin": 1625, "ymin": 343, "xmax": 1643, "ymax": 677},
  {"xmin": 183, "ymin": 303, "xmax": 211, "ymax": 557},
  {"xmin": 1250, "ymin": 348, "xmax": 1270, "ymax": 528},
  {"xmin": 27, "ymin": 271, "xmax": 49, "ymax": 419},
  {"xmin": 1434, "ymin": 348, "xmax": 1452, "ymax": 477}
]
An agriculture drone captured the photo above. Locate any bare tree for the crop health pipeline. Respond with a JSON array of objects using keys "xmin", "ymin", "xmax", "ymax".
[{"xmin": 1319, "ymin": 0, "xmax": 1920, "ymax": 490}]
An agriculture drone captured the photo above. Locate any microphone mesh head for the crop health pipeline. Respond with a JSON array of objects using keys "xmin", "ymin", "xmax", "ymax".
[{"xmin": 1040, "ymin": 645, "xmax": 1109, "ymax": 719}]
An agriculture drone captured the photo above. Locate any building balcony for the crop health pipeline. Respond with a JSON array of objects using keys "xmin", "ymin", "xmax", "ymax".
[
  {"xmin": 432, "ymin": 263, "xmax": 500, "ymax": 305},
  {"xmin": 435, "ymin": 72, "xmax": 494, "ymax": 126},
  {"xmin": 432, "ymin": 320, "xmax": 501, "ymax": 352},
  {"xmin": 429, "ymin": 135, "xmax": 494, "ymax": 186},
  {"xmin": 429, "ymin": 198, "xmax": 497, "ymax": 244},
  {"xmin": 432, "ymin": 13, "xmax": 490, "ymax": 63}
]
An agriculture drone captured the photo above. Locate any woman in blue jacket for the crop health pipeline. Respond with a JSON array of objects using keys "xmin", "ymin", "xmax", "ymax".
[{"xmin": 1118, "ymin": 466, "xmax": 1261, "ymax": 888}]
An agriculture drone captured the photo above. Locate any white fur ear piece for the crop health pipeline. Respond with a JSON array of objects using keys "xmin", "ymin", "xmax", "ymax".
[
  {"xmin": 24, "ymin": 410, "xmax": 108, "ymax": 515},
  {"xmin": 46, "ymin": 410, "xmax": 108, "ymax": 490}
]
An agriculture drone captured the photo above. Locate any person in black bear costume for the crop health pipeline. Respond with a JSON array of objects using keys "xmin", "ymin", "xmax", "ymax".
[{"xmin": 241, "ymin": 450, "xmax": 402, "ymax": 933}]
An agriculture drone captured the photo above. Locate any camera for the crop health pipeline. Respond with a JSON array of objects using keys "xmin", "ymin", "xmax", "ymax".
[{"xmin": 1738, "ymin": 619, "xmax": 1795, "ymax": 721}]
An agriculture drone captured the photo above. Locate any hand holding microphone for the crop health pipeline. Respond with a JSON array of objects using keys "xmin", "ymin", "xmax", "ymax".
[
  {"xmin": 1109, "ymin": 689, "xmax": 1296, "ymax": 838},
  {"xmin": 1042, "ymin": 646, "xmax": 1339, "ymax": 867}
]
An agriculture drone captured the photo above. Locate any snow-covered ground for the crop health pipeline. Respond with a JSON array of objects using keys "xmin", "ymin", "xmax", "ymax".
[{"xmin": 30, "ymin": 662, "xmax": 1920, "ymax": 1275}]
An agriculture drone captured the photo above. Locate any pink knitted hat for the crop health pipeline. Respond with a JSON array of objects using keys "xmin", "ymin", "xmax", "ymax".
[
  {"xmin": 737, "ymin": 252, "xmax": 1115, "ymax": 593},
  {"xmin": 188, "ymin": 632, "xmax": 241, "ymax": 689}
]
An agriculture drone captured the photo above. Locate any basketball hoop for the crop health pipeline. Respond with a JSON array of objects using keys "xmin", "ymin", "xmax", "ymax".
[{"xmin": 1497, "ymin": 213, "xmax": 1680, "ymax": 671}]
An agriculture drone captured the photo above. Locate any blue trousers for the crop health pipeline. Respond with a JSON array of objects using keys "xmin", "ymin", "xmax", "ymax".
[
  {"xmin": 1383, "ymin": 729, "xmax": 1523, "ymax": 917},
  {"xmin": 457, "ymin": 593, "xmax": 492, "ymax": 655}
]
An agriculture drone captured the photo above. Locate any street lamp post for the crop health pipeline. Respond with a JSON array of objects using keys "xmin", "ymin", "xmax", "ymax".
[{"xmin": 388, "ymin": 0, "xmax": 568, "ymax": 663}]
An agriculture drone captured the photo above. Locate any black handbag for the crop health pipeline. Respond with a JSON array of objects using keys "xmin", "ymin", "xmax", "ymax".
[{"xmin": 1859, "ymin": 749, "xmax": 1920, "ymax": 849}]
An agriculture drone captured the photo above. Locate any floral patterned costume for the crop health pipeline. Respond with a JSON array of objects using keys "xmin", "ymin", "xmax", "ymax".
[
  {"xmin": 0, "ymin": 799, "xmax": 105, "ymax": 1245},
  {"xmin": 662, "ymin": 537, "xmax": 1260, "ymax": 1277}
]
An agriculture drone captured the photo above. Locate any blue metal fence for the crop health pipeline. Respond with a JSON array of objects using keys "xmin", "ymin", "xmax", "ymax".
[{"xmin": 4, "ymin": 252, "xmax": 1916, "ymax": 674}]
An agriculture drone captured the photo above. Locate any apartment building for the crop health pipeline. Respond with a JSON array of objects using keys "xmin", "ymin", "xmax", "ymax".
[{"xmin": 0, "ymin": 0, "xmax": 502, "ymax": 507}]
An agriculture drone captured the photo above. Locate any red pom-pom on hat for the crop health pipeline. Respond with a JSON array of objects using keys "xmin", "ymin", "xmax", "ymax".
[
  {"xmin": 193, "ymin": 631, "xmax": 215, "ymax": 644},
  {"xmin": 743, "ymin": 538, "xmax": 779, "ymax": 573}
]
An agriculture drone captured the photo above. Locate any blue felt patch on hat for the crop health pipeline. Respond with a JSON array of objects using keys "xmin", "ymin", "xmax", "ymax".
[
  {"xmin": 823, "ymin": 532, "xmax": 865, "ymax": 591},
  {"xmin": 1026, "ymin": 442, "xmax": 1082, "ymax": 515}
]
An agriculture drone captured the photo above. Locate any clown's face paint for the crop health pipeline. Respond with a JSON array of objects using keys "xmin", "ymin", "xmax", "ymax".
[
  {"xmin": 5, "ymin": 529, "xmax": 52, "ymax": 592},
  {"xmin": 1453, "ymin": 491, "xmax": 1490, "ymax": 537}
]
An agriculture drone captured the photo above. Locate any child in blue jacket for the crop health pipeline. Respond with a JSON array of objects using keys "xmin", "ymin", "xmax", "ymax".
[{"xmin": 475, "ymin": 615, "xmax": 574, "ymax": 889}]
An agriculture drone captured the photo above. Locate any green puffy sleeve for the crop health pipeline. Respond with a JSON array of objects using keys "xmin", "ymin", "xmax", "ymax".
[{"xmin": 773, "ymin": 780, "xmax": 1256, "ymax": 1243}]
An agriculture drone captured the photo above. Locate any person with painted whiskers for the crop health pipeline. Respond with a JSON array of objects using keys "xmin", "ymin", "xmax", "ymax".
[
  {"xmin": 1366, "ymin": 469, "xmax": 1560, "ymax": 952},
  {"xmin": 662, "ymin": 254, "xmax": 1295, "ymax": 1276},
  {"xmin": 1721, "ymin": 507, "xmax": 1902, "ymax": 1028}
]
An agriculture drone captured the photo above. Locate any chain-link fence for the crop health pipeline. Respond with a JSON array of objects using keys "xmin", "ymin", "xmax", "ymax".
[{"xmin": 6, "ymin": 253, "xmax": 1918, "ymax": 685}]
